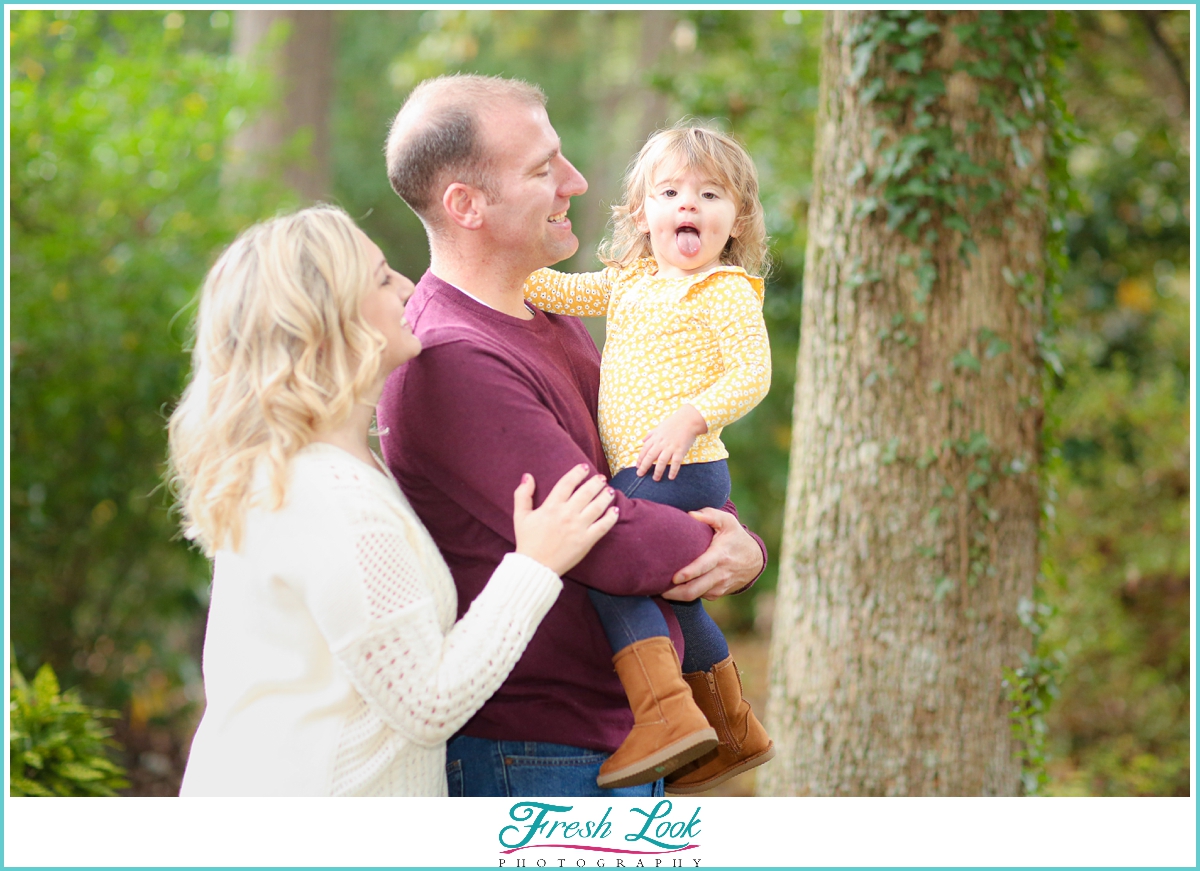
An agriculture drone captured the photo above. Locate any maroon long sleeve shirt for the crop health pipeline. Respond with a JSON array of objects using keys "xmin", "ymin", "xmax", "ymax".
[{"xmin": 378, "ymin": 272, "xmax": 765, "ymax": 753}]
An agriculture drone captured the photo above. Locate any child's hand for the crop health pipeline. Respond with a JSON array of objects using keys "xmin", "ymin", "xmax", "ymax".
[{"xmin": 636, "ymin": 404, "xmax": 709, "ymax": 482}]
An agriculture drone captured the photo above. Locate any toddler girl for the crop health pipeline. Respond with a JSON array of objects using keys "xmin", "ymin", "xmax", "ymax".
[{"xmin": 524, "ymin": 123, "xmax": 774, "ymax": 793}]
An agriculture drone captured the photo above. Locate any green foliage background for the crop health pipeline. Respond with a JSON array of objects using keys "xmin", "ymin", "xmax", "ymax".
[
  {"xmin": 8, "ymin": 10, "xmax": 291, "ymax": 789},
  {"xmin": 7, "ymin": 9, "xmax": 1189, "ymax": 795},
  {"xmin": 10, "ymin": 660, "xmax": 129, "ymax": 796},
  {"xmin": 1039, "ymin": 11, "xmax": 1190, "ymax": 796}
]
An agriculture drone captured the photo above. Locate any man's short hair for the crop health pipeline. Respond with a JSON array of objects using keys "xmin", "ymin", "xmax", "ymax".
[{"xmin": 385, "ymin": 74, "xmax": 546, "ymax": 226}]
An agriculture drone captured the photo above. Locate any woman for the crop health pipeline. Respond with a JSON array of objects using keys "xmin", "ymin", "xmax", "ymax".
[{"xmin": 169, "ymin": 206, "xmax": 619, "ymax": 795}]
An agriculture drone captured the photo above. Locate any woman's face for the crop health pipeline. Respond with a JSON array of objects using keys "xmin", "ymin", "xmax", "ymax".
[{"xmin": 356, "ymin": 228, "xmax": 422, "ymax": 374}]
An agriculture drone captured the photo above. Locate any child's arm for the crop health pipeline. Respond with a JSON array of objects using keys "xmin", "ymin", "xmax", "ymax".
[
  {"xmin": 523, "ymin": 267, "xmax": 614, "ymax": 317},
  {"xmin": 637, "ymin": 274, "xmax": 771, "ymax": 481}
]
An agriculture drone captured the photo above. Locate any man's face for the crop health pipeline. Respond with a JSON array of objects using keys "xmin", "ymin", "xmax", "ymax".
[{"xmin": 477, "ymin": 101, "xmax": 588, "ymax": 272}]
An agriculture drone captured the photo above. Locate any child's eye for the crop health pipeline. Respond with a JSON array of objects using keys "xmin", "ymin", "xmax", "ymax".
[
  {"xmin": 662, "ymin": 188, "xmax": 677, "ymax": 197},
  {"xmin": 702, "ymin": 191, "xmax": 718, "ymax": 200}
]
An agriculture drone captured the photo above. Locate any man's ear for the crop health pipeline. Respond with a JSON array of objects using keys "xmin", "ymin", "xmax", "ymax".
[{"xmin": 442, "ymin": 182, "xmax": 486, "ymax": 231}]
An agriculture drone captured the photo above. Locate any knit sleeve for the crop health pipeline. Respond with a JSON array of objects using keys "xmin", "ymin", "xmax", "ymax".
[
  {"xmin": 523, "ymin": 267, "xmax": 614, "ymax": 317},
  {"xmin": 687, "ymin": 273, "xmax": 773, "ymax": 431},
  {"xmin": 310, "ymin": 480, "xmax": 562, "ymax": 748}
]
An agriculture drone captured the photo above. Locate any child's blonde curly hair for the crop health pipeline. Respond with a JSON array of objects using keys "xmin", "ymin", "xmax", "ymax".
[{"xmin": 599, "ymin": 122, "xmax": 769, "ymax": 278}]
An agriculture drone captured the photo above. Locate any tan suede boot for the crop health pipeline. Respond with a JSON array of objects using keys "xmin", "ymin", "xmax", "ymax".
[
  {"xmin": 664, "ymin": 655, "xmax": 775, "ymax": 794},
  {"xmin": 596, "ymin": 637, "xmax": 719, "ymax": 789}
]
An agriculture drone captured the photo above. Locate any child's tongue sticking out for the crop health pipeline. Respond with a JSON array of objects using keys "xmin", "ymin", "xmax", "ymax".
[{"xmin": 676, "ymin": 227, "xmax": 701, "ymax": 258}]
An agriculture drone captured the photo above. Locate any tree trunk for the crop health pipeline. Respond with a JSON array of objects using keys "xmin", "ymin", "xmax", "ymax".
[
  {"xmin": 229, "ymin": 10, "xmax": 334, "ymax": 202},
  {"xmin": 761, "ymin": 11, "xmax": 1052, "ymax": 796},
  {"xmin": 571, "ymin": 11, "xmax": 678, "ymax": 349},
  {"xmin": 572, "ymin": 11, "xmax": 676, "ymax": 268}
]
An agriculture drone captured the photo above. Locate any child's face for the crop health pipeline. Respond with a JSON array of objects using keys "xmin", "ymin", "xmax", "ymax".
[{"xmin": 636, "ymin": 163, "xmax": 739, "ymax": 278}]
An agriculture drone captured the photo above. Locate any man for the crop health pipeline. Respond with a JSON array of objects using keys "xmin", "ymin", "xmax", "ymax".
[{"xmin": 378, "ymin": 74, "xmax": 765, "ymax": 797}]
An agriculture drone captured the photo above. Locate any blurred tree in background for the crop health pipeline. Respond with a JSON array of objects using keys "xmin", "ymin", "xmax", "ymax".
[
  {"xmin": 9, "ymin": 9, "xmax": 289, "ymax": 793},
  {"xmin": 7, "ymin": 9, "xmax": 1189, "ymax": 795},
  {"xmin": 1040, "ymin": 10, "xmax": 1190, "ymax": 796}
]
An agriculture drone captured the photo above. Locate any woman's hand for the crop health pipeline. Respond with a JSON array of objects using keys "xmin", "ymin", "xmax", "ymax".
[
  {"xmin": 513, "ymin": 464, "xmax": 619, "ymax": 576},
  {"xmin": 635, "ymin": 404, "xmax": 709, "ymax": 482}
]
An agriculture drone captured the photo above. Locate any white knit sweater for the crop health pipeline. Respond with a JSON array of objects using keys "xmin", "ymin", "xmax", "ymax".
[{"xmin": 179, "ymin": 442, "xmax": 562, "ymax": 796}]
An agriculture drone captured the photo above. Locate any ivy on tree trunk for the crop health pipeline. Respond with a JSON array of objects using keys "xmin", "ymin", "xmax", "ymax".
[{"xmin": 762, "ymin": 10, "xmax": 1071, "ymax": 796}]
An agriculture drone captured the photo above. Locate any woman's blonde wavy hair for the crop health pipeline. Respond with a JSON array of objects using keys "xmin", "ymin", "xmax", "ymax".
[
  {"xmin": 167, "ymin": 205, "xmax": 386, "ymax": 556},
  {"xmin": 599, "ymin": 122, "xmax": 769, "ymax": 278}
]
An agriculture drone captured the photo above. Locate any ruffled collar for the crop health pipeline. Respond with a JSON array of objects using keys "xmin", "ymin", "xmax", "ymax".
[{"xmin": 627, "ymin": 257, "xmax": 765, "ymax": 303}]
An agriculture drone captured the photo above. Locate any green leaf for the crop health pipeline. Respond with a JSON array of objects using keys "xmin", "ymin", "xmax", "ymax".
[
  {"xmin": 951, "ymin": 349, "xmax": 981, "ymax": 373},
  {"xmin": 944, "ymin": 214, "xmax": 971, "ymax": 236},
  {"xmin": 915, "ymin": 263, "xmax": 937, "ymax": 295},
  {"xmin": 859, "ymin": 77, "xmax": 886, "ymax": 104},
  {"xmin": 1039, "ymin": 346, "xmax": 1063, "ymax": 376},
  {"xmin": 57, "ymin": 761, "xmax": 107, "ymax": 782},
  {"xmin": 893, "ymin": 49, "xmax": 924, "ymax": 74},
  {"xmin": 985, "ymin": 338, "xmax": 1012, "ymax": 359},
  {"xmin": 851, "ymin": 41, "xmax": 876, "ymax": 83},
  {"xmin": 856, "ymin": 196, "xmax": 879, "ymax": 218},
  {"xmin": 31, "ymin": 663, "xmax": 60, "ymax": 701},
  {"xmin": 965, "ymin": 431, "xmax": 991, "ymax": 456},
  {"xmin": 933, "ymin": 576, "xmax": 955, "ymax": 602},
  {"xmin": 952, "ymin": 23, "xmax": 977, "ymax": 43},
  {"xmin": 22, "ymin": 750, "xmax": 45, "ymax": 770},
  {"xmin": 881, "ymin": 438, "xmax": 900, "ymax": 465},
  {"xmin": 905, "ymin": 17, "xmax": 940, "ymax": 40},
  {"xmin": 10, "ymin": 777, "xmax": 55, "ymax": 798}
]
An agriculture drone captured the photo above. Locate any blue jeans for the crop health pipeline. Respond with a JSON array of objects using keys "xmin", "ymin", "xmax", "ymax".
[
  {"xmin": 609, "ymin": 461, "xmax": 731, "ymax": 510},
  {"xmin": 446, "ymin": 735, "xmax": 664, "ymax": 797},
  {"xmin": 587, "ymin": 461, "xmax": 732, "ymax": 673}
]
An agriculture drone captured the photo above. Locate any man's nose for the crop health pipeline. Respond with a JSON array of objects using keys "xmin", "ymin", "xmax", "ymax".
[{"xmin": 558, "ymin": 157, "xmax": 588, "ymax": 197}]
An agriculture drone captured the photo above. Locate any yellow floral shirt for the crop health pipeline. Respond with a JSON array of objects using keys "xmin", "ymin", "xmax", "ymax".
[{"xmin": 525, "ymin": 259, "xmax": 771, "ymax": 475}]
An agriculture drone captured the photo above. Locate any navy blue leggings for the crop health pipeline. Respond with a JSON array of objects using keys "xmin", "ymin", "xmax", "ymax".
[{"xmin": 587, "ymin": 461, "xmax": 731, "ymax": 673}]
